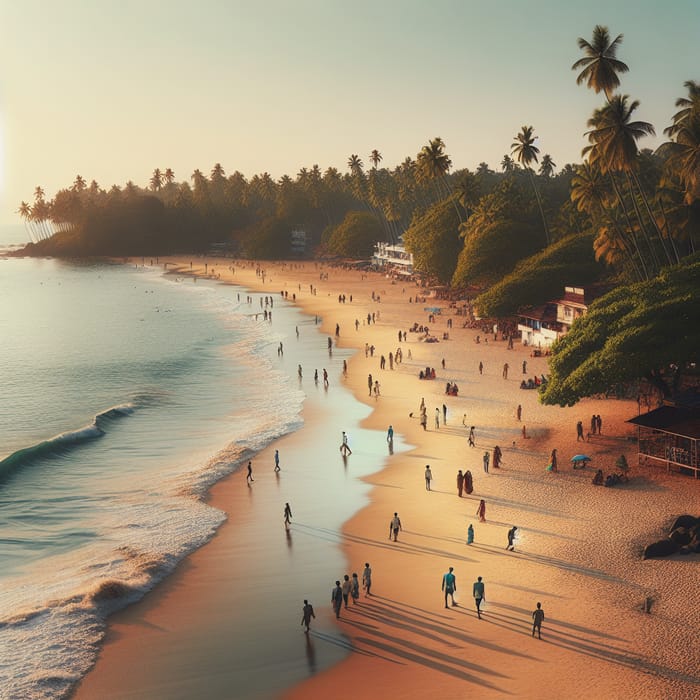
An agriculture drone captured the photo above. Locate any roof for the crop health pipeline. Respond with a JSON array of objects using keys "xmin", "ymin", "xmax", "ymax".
[{"xmin": 627, "ymin": 405, "xmax": 700, "ymax": 439}]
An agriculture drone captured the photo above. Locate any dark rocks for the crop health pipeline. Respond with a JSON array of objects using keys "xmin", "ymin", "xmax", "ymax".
[{"xmin": 643, "ymin": 539, "xmax": 679, "ymax": 559}]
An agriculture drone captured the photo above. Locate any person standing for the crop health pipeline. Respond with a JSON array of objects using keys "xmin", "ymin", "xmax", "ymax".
[
  {"xmin": 284, "ymin": 502, "xmax": 293, "ymax": 528},
  {"xmin": 493, "ymin": 445, "xmax": 502, "ymax": 469},
  {"xmin": 420, "ymin": 409, "xmax": 427, "ymax": 431},
  {"xmin": 596, "ymin": 414, "xmax": 603, "ymax": 435},
  {"xmin": 246, "ymin": 461, "xmax": 254, "ymax": 484},
  {"xmin": 362, "ymin": 563, "xmax": 372, "ymax": 596},
  {"xmin": 465, "ymin": 470, "xmax": 474, "ymax": 495},
  {"xmin": 442, "ymin": 566, "xmax": 457, "ymax": 608},
  {"xmin": 351, "ymin": 573, "xmax": 360, "ymax": 604},
  {"xmin": 435, "ymin": 408, "xmax": 440, "ymax": 429},
  {"xmin": 549, "ymin": 448, "xmax": 558, "ymax": 473},
  {"xmin": 522, "ymin": 360, "xmax": 527, "ymax": 374},
  {"xmin": 467, "ymin": 523, "xmax": 474, "ymax": 545},
  {"xmin": 457, "ymin": 470, "xmax": 464, "ymax": 497},
  {"xmin": 502, "ymin": 363, "xmax": 509, "ymax": 379},
  {"xmin": 506, "ymin": 525, "xmax": 518, "ymax": 551},
  {"xmin": 368, "ymin": 374, "xmax": 373, "ymax": 397},
  {"xmin": 389, "ymin": 512, "xmax": 402, "ymax": 541},
  {"xmin": 576, "ymin": 420, "xmax": 584, "ymax": 441},
  {"xmin": 331, "ymin": 581, "xmax": 343, "ymax": 619},
  {"xmin": 424, "ymin": 465, "xmax": 433, "ymax": 491},
  {"xmin": 274, "ymin": 449, "xmax": 281, "ymax": 472},
  {"xmin": 476, "ymin": 499, "xmax": 486, "ymax": 522},
  {"xmin": 341, "ymin": 575, "xmax": 352, "ymax": 609},
  {"xmin": 387, "ymin": 425, "xmax": 394, "ymax": 442},
  {"xmin": 483, "ymin": 451, "xmax": 490, "ymax": 474},
  {"xmin": 473, "ymin": 576, "xmax": 485, "ymax": 619},
  {"xmin": 532, "ymin": 602, "xmax": 545, "ymax": 639},
  {"xmin": 517, "ymin": 404, "xmax": 522, "ymax": 421},
  {"xmin": 590, "ymin": 414, "xmax": 597, "ymax": 435},
  {"xmin": 478, "ymin": 361, "xmax": 483, "ymax": 375},
  {"xmin": 301, "ymin": 600, "xmax": 316, "ymax": 633},
  {"xmin": 442, "ymin": 403, "xmax": 447, "ymax": 424}
]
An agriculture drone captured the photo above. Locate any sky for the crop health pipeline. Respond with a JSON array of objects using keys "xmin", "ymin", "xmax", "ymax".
[{"xmin": 0, "ymin": 0, "xmax": 698, "ymax": 225}]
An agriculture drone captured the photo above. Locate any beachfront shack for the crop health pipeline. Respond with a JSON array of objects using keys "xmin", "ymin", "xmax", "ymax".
[
  {"xmin": 627, "ymin": 391, "xmax": 700, "ymax": 478},
  {"xmin": 517, "ymin": 286, "xmax": 599, "ymax": 349}
]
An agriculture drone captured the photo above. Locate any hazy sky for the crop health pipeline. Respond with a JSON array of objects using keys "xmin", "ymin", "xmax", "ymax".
[{"xmin": 0, "ymin": 0, "xmax": 698, "ymax": 224}]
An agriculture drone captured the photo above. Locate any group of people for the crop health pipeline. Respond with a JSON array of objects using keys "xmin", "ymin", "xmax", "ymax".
[
  {"xmin": 419, "ymin": 367, "xmax": 437, "ymax": 380},
  {"xmin": 326, "ymin": 563, "xmax": 373, "ymax": 623},
  {"xmin": 520, "ymin": 375, "xmax": 548, "ymax": 390},
  {"xmin": 445, "ymin": 381, "xmax": 459, "ymax": 396}
]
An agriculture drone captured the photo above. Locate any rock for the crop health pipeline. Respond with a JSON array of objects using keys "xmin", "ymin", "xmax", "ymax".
[
  {"xmin": 669, "ymin": 527, "xmax": 692, "ymax": 546},
  {"xmin": 670, "ymin": 515, "xmax": 699, "ymax": 531},
  {"xmin": 643, "ymin": 539, "xmax": 679, "ymax": 559}
]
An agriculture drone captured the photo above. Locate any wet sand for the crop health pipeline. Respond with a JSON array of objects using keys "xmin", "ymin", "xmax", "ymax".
[{"xmin": 75, "ymin": 259, "xmax": 700, "ymax": 700}]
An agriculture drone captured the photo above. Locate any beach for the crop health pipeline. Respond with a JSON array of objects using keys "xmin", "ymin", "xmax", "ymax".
[{"xmin": 74, "ymin": 258, "xmax": 700, "ymax": 700}]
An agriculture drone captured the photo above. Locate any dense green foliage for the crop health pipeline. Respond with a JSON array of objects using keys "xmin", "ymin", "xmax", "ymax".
[
  {"xmin": 325, "ymin": 211, "xmax": 385, "ymax": 258},
  {"xmin": 474, "ymin": 232, "xmax": 602, "ymax": 317},
  {"xmin": 540, "ymin": 256, "xmax": 700, "ymax": 406},
  {"xmin": 402, "ymin": 199, "xmax": 462, "ymax": 283}
]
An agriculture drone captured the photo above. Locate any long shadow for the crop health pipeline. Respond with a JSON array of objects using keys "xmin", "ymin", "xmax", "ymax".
[
  {"xmin": 351, "ymin": 633, "xmax": 512, "ymax": 693},
  {"xmin": 361, "ymin": 598, "xmax": 536, "ymax": 661}
]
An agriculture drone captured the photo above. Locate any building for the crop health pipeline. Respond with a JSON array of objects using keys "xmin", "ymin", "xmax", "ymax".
[
  {"xmin": 372, "ymin": 242, "xmax": 414, "ymax": 275},
  {"xmin": 290, "ymin": 230, "xmax": 307, "ymax": 256},
  {"xmin": 517, "ymin": 286, "xmax": 597, "ymax": 349},
  {"xmin": 627, "ymin": 390, "xmax": 700, "ymax": 478}
]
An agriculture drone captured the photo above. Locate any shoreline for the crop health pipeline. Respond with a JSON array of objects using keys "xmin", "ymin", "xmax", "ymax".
[{"xmin": 75, "ymin": 257, "xmax": 700, "ymax": 700}]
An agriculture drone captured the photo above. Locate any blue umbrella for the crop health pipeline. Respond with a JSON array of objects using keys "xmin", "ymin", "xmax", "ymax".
[{"xmin": 570, "ymin": 454, "xmax": 591, "ymax": 462}]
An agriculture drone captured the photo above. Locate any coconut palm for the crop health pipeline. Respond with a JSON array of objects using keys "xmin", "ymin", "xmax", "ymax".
[
  {"xmin": 500, "ymin": 155, "xmax": 516, "ymax": 172},
  {"xmin": 34, "ymin": 185, "xmax": 45, "ymax": 202},
  {"xmin": 164, "ymin": 168, "xmax": 175, "ymax": 185},
  {"xmin": 572, "ymin": 25, "xmax": 629, "ymax": 100},
  {"xmin": 347, "ymin": 154, "xmax": 364, "ymax": 175},
  {"xmin": 369, "ymin": 149, "xmax": 383, "ymax": 169},
  {"xmin": 150, "ymin": 169, "xmax": 163, "ymax": 191},
  {"xmin": 511, "ymin": 126, "xmax": 550, "ymax": 243},
  {"xmin": 72, "ymin": 175, "xmax": 87, "ymax": 192},
  {"xmin": 17, "ymin": 201, "xmax": 37, "ymax": 242},
  {"xmin": 539, "ymin": 154, "xmax": 556, "ymax": 178},
  {"xmin": 663, "ymin": 80, "xmax": 700, "ymax": 138}
]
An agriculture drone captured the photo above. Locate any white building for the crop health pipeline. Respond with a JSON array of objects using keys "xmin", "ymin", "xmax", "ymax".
[
  {"xmin": 372, "ymin": 242, "xmax": 414, "ymax": 275},
  {"xmin": 290, "ymin": 229, "xmax": 307, "ymax": 256}
]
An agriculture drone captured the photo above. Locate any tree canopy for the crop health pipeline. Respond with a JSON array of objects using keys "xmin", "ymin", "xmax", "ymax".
[
  {"xmin": 325, "ymin": 211, "xmax": 384, "ymax": 258},
  {"xmin": 540, "ymin": 256, "xmax": 700, "ymax": 406}
]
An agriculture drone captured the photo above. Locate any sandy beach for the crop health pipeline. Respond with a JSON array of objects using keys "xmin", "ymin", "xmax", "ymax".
[{"xmin": 74, "ymin": 258, "xmax": 700, "ymax": 700}]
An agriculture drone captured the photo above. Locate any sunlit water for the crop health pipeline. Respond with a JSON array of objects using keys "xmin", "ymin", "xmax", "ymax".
[{"xmin": 0, "ymin": 252, "xmax": 305, "ymax": 698}]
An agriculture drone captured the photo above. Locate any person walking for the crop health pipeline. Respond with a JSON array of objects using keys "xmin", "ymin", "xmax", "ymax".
[
  {"xmin": 331, "ymin": 581, "xmax": 343, "ymax": 619},
  {"xmin": 274, "ymin": 449, "xmax": 281, "ymax": 472},
  {"xmin": 483, "ymin": 451, "xmax": 490, "ymax": 474},
  {"xmin": 467, "ymin": 523, "xmax": 474, "ymax": 545},
  {"xmin": 246, "ymin": 461, "xmax": 254, "ymax": 483},
  {"xmin": 284, "ymin": 502, "xmax": 293, "ymax": 528},
  {"xmin": 368, "ymin": 374, "xmax": 373, "ymax": 397},
  {"xmin": 424, "ymin": 465, "xmax": 433, "ymax": 491},
  {"xmin": 301, "ymin": 600, "xmax": 316, "ymax": 633},
  {"xmin": 549, "ymin": 448, "xmax": 558, "ymax": 473},
  {"xmin": 468, "ymin": 426, "xmax": 476, "ymax": 447},
  {"xmin": 420, "ymin": 409, "xmax": 427, "ymax": 431},
  {"xmin": 473, "ymin": 576, "xmax": 485, "ymax": 619},
  {"xmin": 596, "ymin": 414, "xmax": 602, "ymax": 434},
  {"xmin": 340, "ymin": 431, "xmax": 352, "ymax": 455},
  {"xmin": 476, "ymin": 499, "xmax": 486, "ymax": 522},
  {"xmin": 435, "ymin": 408, "xmax": 440, "ymax": 429},
  {"xmin": 532, "ymin": 602, "xmax": 545, "ymax": 639},
  {"xmin": 442, "ymin": 566, "xmax": 457, "ymax": 608},
  {"xmin": 478, "ymin": 361, "xmax": 483, "ymax": 375},
  {"xmin": 389, "ymin": 512, "xmax": 402, "ymax": 541},
  {"xmin": 457, "ymin": 470, "xmax": 464, "ymax": 497},
  {"xmin": 493, "ymin": 445, "xmax": 502, "ymax": 469},
  {"xmin": 502, "ymin": 363, "xmax": 509, "ymax": 379},
  {"xmin": 341, "ymin": 575, "xmax": 352, "ymax": 609},
  {"xmin": 516, "ymin": 404, "xmax": 522, "ymax": 421},
  {"xmin": 576, "ymin": 420, "xmax": 584, "ymax": 441},
  {"xmin": 362, "ymin": 563, "xmax": 372, "ymax": 596},
  {"xmin": 387, "ymin": 425, "xmax": 394, "ymax": 442},
  {"xmin": 442, "ymin": 403, "xmax": 447, "ymax": 424},
  {"xmin": 465, "ymin": 470, "xmax": 474, "ymax": 495},
  {"xmin": 351, "ymin": 573, "xmax": 360, "ymax": 604},
  {"xmin": 506, "ymin": 525, "xmax": 518, "ymax": 551}
]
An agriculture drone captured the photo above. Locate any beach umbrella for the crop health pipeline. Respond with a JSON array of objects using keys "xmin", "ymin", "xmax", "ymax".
[{"xmin": 570, "ymin": 454, "xmax": 592, "ymax": 463}]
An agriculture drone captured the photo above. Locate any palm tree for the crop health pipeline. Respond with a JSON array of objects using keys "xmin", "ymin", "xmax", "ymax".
[
  {"xmin": 416, "ymin": 137, "xmax": 462, "ymax": 222},
  {"xmin": 511, "ymin": 125, "xmax": 550, "ymax": 243},
  {"xmin": 585, "ymin": 95, "xmax": 671, "ymax": 269},
  {"xmin": 210, "ymin": 163, "xmax": 226, "ymax": 181},
  {"xmin": 500, "ymin": 155, "xmax": 516, "ymax": 172},
  {"xmin": 659, "ymin": 113, "xmax": 700, "ymax": 205},
  {"xmin": 539, "ymin": 154, "xmax": 556, "ymax": 177},
  {"xmin": 369, "ymin": 149, "xmax": 383, "ymax": 169},
  {"xmin": 164, "ymin": 168, "xmax": 175, "ymax": 185},
  {"xmin": 663, "ymin": 80, "xmax": 700, "ymax": 138},
  {"xmin": 72, "ymin": 175, "xmax": 87, "ymax": 192},
  {"xmin": 476, "ymin": 162, "xmax": 492, "ymax": 176},
  {"xmin": 17, "ymin": 201, "xmax": 37, "ymax": 242},
  {"xmin": 572, "ymin": 25, "xmax": 629, "ymax": 101},
  {"xmin": 347, "ymin": 154, "xmax": 364, "ymax": 175},
  {"xmin": 150, "ymin": 168, "xmax": 163, "ymax": 191},
  {"xmin": 34, "ymin": 185, "xmax": 45, "ymax": 202}
]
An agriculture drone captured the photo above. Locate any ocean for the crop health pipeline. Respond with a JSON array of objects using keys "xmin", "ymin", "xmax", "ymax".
[{"xmin": 0, "ymin": 241, "xmax": 309, "ymax": 697}]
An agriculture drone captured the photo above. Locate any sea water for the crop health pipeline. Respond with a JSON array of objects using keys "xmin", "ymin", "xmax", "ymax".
[{"xmin": 0, "ymin": 250, "xmax": 304, "ymax": 698}]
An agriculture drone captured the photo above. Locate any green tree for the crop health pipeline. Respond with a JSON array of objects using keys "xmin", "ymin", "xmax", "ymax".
[
  {"xmin": 539, "ymin": 154, "xmax": 556, "ymax": 178},
  {"xmin": 403, "ymin": 199, "xmax": 462, "ymax": 283},
  {"xmin": 369, "ymin": 149, "xmax": 383, "ymax": 169},
  {"xmin": 540, "ymin": 256, "xmax": 700, "ymax": 406},
  {"xmin": 326, "ymin": 210, "xmax": 384, "ymax": 258},
  {"xmin": 572, "ymin": 25, "xmax": 629, "ymax": 101}
]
